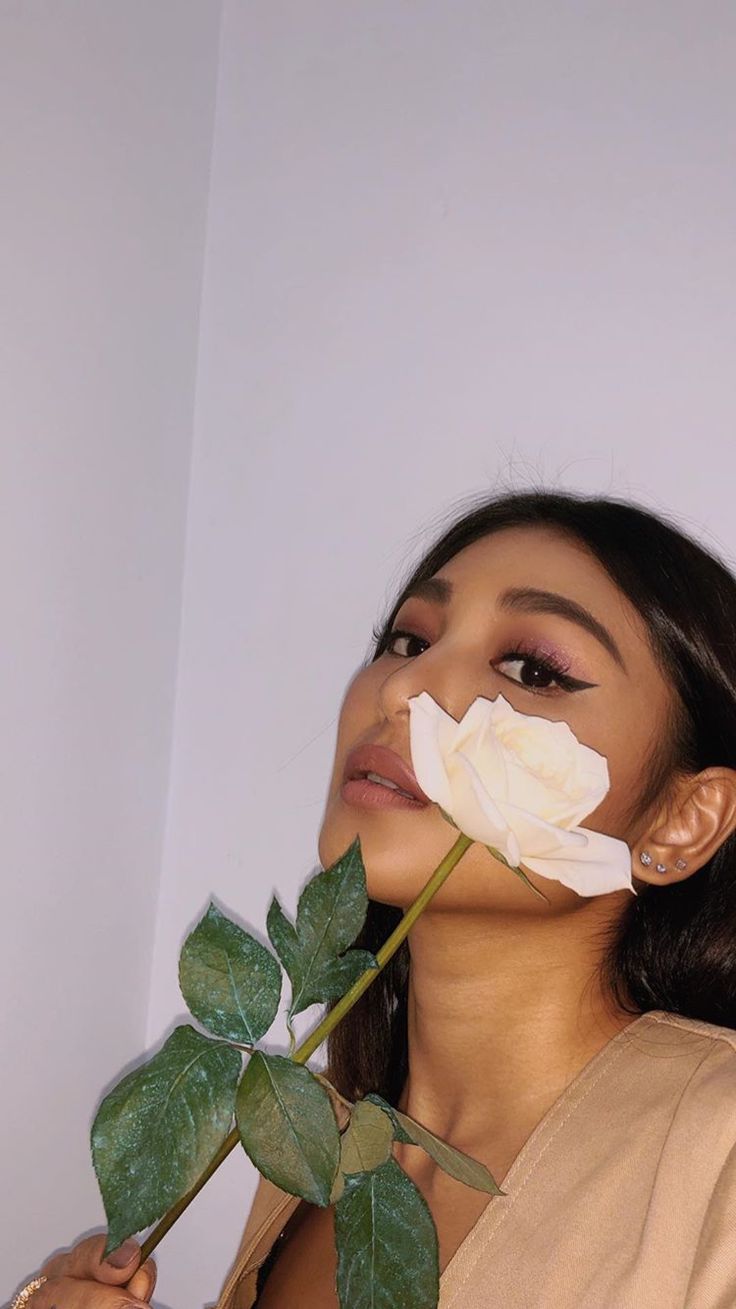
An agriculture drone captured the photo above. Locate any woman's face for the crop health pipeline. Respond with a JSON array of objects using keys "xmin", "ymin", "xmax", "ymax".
[{"xmin": 317, "ymin": 525, "xmax": 677, "ymax": 916}]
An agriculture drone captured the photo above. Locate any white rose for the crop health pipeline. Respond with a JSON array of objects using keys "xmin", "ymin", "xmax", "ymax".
[{"xmin": 407, "ymin": 691, "xmax": 634, "ymax": 898}]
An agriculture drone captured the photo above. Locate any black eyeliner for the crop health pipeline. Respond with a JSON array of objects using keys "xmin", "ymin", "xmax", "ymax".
[{"xmin": 382, "ymin": 629, "xmax": 598, "ymax": 693}]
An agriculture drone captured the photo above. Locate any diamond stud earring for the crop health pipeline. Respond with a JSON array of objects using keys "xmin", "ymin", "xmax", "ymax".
[
  {"xmin": 639, "ymin": 850, "xmax": 675, "ymax": 874},
  {"xmin": 639, "ymin": 853, "xmax": 667, "ymax": 874}
]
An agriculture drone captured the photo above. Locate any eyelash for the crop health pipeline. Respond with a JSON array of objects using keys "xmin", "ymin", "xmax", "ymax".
[{"xmin": 381, "ymin": 628, "xmax": 590, "ymax": 695}]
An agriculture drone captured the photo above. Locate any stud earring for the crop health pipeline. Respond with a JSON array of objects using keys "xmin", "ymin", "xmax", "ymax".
[
  {"xmin": 639, "ymin": 850, "xmax": 669, "ymax": 873},
  {"xmin": 650, "ymin": 859, "xmax": 689, "ymax": 873}
]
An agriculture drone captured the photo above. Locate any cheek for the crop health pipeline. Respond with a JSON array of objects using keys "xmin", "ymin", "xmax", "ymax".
[
  {"xmin": 332, "ymin": 665, "xmax": 382, "ymax": 757},
  {"xmin": 578, "ymin": 700, "xmax": 663, "ymax": 839},
  {"xmin": 318, "ymin": 665, "xmax": 383, "ymax": 854}
]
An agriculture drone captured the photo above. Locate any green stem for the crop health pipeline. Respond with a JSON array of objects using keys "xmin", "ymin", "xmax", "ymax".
[
  {"xmin": 292, "ymin": 830, "xmax": 474, "ymax": 1064},
  {"xmin": 138, "ymin": 831, "xmax": 474, "ymax": 1264}
]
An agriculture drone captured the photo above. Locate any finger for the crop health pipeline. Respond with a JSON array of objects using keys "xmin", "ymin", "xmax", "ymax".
[
  {"xmin": 35, "ymin": 1273, "xmax": 150, "ymax": 1308},
  {"xmin": 62, "ymin": 1233, "xmax": 143, "ymax": 1284},
  {"xmin": 126, "ymin": 1258, "xmax": 157, "ymax": 1302}
]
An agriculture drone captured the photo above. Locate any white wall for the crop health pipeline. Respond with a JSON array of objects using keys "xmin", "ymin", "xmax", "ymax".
[
  {"xmin": 0, "ymin": 0, "xmax": 222, "ymax": 1296},
  {"xmin": 147, "ymin": 3, "xmax": 736, "ymax": 1306},
  {"xmin": 5, "ymin": 2, "xmax": 736, "ymax": 1307}
]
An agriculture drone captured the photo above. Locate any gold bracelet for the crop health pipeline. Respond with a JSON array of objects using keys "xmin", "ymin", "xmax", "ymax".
[{"xmin": 10, "ymin": 1276, "xmax": 47, "ymax": 1308}]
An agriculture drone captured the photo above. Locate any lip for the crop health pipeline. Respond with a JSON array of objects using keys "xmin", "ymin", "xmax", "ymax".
[{"xmin": 341, "ymin": 742, "xmax": 431, "ymax": 809}]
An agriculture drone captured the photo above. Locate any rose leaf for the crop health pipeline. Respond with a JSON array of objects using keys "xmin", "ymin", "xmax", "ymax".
[
  {"xmin": 266, "ymin": 836, "xmax": 378, "ymax": 1019},
  {"xmin": 179, "ymin": 901, "xmax": 282, "ymax": 1043},
  {"xmin": 92, "ymin": 1024, "xmax": 241, "ymax": 1256},
  {"xmin": 236, "ymin": 1051, "xmax": 340, "ymax": 1206}
]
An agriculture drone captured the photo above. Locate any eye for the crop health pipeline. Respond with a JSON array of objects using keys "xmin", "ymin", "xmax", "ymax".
[
  {"xmin": 495, "ymin": 649, "xmax": 597, "ymax": 695},
  {"xmin": 383, "ymin": 628, "xmax": 430, "ymax": 659},
  {"xmin": 384, "ymin": 629, "xmax": 596, "ymax": 695}
]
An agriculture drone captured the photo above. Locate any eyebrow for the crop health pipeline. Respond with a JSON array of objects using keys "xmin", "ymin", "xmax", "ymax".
[{"xmin": 400, "ymin": 576, "xmax": 627, "ymax": 671}]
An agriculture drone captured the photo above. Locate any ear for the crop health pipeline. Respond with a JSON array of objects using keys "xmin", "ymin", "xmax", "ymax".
[{"xmin": 634, "ymin": 767, "xmax": 736, "ymax": 886}]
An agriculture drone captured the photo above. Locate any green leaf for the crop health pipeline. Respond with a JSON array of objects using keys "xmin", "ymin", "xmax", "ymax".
[
  {"xmin": 92, "ymin": 1024, "xmax": 241, "ymax": 1256},
  {"xmin": 339, "ymin": 1099, "xmax": 394, "ymax": 1175},
  {"xmin": 266, "ymin": 836, "xmax": 378, "ymax": 1018},
  {"xmin": 329, "ymin": 1097, "xmax": 394, "ymax": 1205},
  {"xmin": 334, "ymin": 1157, "xmax": 439, "ymax": 1309},
  {"xmin": 364, "ymin": 1092, "xmax": 413, "ymax": 1143},
  {"xmin": 438, "ymin": 805, "xmax": 460, "ymax": 830},
  {"xmin": 312, "ymin": 949, "xmax": 380, "ymax": 998},
  {"xmin": 236, "ymin": 1051, "xmax": 340, "ymax": 1206},
  {"xmin": 264, "ymin": 895, "xmax": 299, "ymax": 977},
  {"xmin": 365, "ymin": 1093, "xmax": 505, "ymax": 1196},
  {"xmin": 179, "ymin": 901, "xmax": 282, "ymax": 1043},
  {"xmin": 329, "ymin": 1167, "xmax": 346, "ymax": 1205},
  {"xmin": 485, "ymin": 848, "xmax": 550, "ymax": 904},
  {"xmin": 327, "ymin": 1094, "xmax": 395, "ymax": 1199},
  {"xmin": 511, "ymin": 864, "xmax": 550, "ymax": 903}
]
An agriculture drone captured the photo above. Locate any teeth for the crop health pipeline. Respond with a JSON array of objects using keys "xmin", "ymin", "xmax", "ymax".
[
  {"xmin": 365, "ymin": 771, "xmax": 400, "ymax": 789},
  {"xmin": 365, "ymin": 771, "xmax": 414, "ymax": 798}
]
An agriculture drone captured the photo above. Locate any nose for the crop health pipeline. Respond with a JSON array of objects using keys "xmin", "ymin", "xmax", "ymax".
[{"xmin": 376, "ymin": 637, "xmax": 489, "ymax": 729}]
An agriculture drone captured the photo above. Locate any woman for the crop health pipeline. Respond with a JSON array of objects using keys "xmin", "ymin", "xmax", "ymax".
[{"xmin": 16, "ymin": 489, "xmax": 736, "ymax": 1308}]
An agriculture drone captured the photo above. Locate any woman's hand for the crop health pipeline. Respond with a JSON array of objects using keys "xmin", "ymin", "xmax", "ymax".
[{"xmin": 28, "ymin": 1234, "xmax": 156, "ymax": 1306}]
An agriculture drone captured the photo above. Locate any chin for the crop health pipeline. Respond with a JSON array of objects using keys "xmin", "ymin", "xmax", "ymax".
[
  {"xmin": 318, "ymin": 798, "xmax": 578, "ymax": 918},
  {"xmin": 318, "ymin": 796, "xmax": 508, "ymax": 913},
  {"xmin": 317, "ymin": 794, "xmax": 441, "ymax": 906}
]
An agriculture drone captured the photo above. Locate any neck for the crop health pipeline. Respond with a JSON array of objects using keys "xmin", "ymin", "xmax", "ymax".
[{"xmin": 395, "ymin": 903, "xmax": 637, "ymax": 1154}]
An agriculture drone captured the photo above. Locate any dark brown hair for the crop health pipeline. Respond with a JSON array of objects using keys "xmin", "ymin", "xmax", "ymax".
[{"xmin": 325, "ymin": 489, "xmax": 736, "ymax": 1103}]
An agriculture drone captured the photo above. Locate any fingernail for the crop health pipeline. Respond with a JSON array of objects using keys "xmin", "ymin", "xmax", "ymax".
[{"xmin": 105, "ymin": 1237, "xmax": 139, "ymax": 1267}]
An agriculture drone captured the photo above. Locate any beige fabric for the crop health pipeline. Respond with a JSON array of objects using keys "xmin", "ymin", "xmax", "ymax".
[{"xmin": 212, "ymin": 1010, "xmax": 736, "ymax": 1308}]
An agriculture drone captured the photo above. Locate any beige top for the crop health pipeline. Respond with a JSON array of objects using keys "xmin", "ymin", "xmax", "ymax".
[{"xmin": 213, "ymin": 1010, "xmax": 736, "ymax": 1308}]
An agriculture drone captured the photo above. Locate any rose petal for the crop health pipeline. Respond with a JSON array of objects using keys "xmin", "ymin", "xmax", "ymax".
[
  {"xmin": 455, "ymin": 752, "xmax": 522, "ymax": 863},
  {"xmin": 408, "ymin": 690, "xmax": 629, "ymax": 901},
  {"xmin": 408, "ymin": 692, "xmax": 455, "ymax": 810},
  {"xmin": 457, "ymin": 710, "xmax": 510, "ymax": 803},
  {"xmin": 494, "ymin": 800, "xmax": 589, "ymax": 858},
  {"xmin": 489, "ymin": 694, "xmax": 610, "ymax": 825},
  {"xmin": 498, "ymin": 755, "xmax": 587, "ymax": 828},
  {"xmin": 520, "ymin": 826, "xmax": 635, "ymax": 897}
]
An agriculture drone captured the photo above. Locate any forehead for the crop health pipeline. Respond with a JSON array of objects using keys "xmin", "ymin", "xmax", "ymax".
[{"xmin": 423, "ymin": 524, "xmax": 655, "ymax": 663}]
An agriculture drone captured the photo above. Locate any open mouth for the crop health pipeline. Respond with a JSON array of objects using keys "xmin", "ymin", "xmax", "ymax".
[
  {"xmin": 356, "ymin": 769, "xmax": 418, "ymax": 800},
  {"xmin": 342, "ymin": 742, "xmax": 430, "ymax": 807},
  {"xmin": 341, "ymin": 770, "xmax": 429, "ymax": 811}
]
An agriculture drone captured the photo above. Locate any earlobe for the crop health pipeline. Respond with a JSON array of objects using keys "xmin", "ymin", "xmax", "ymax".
[
  {"xmin": 635, "ymin": 767, "xmax": 736, "ymax": 885},
  {"xmin": 637, "ymin": 849, "xmax": 688, "ymax": 876}
]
